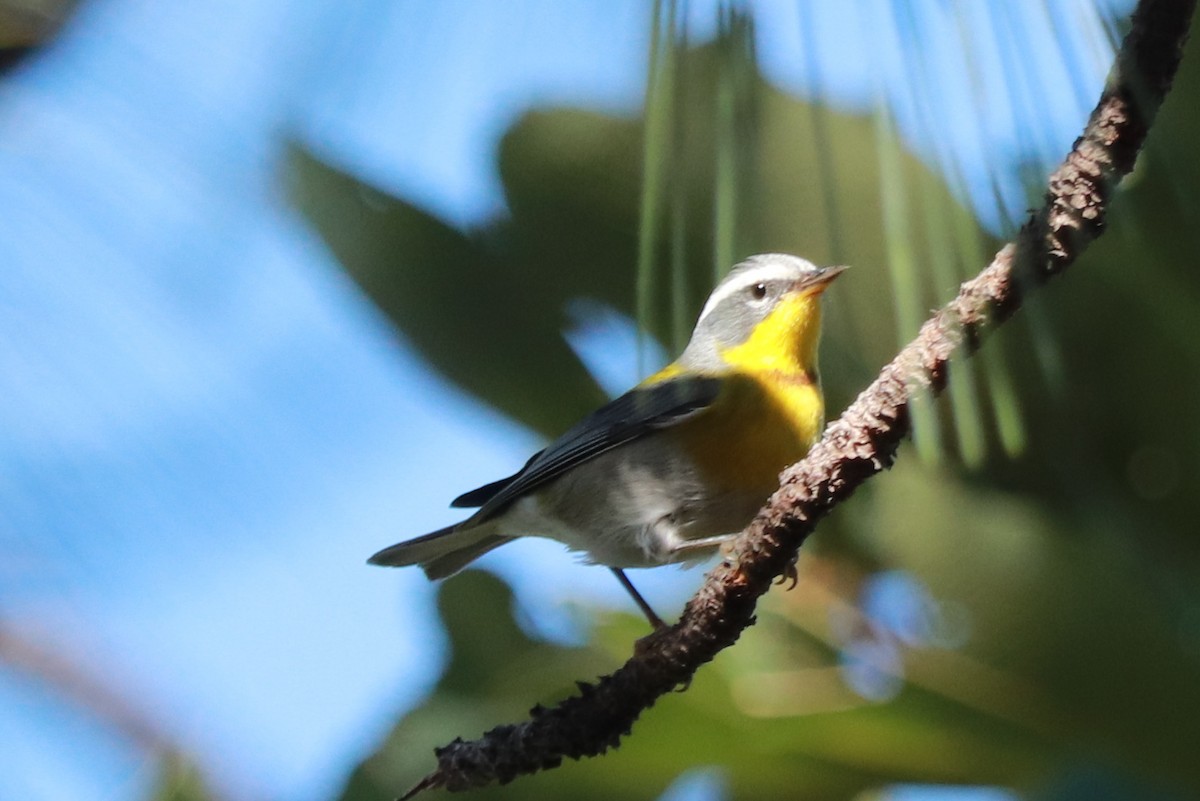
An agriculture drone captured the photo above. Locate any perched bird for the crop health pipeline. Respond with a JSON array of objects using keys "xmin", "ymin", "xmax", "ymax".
[{"xmin": 369, "ymin": 253, "xmax": 845, "ymax": 627}]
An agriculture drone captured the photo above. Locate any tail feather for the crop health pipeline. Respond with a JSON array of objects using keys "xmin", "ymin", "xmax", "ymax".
[
  {"xmin": 421, "ymin": 534, "xmax": 507, "ymax": 579},
  {"xmin": 368, "ymin": 523, "xmax": 507, "ymax": 579}
]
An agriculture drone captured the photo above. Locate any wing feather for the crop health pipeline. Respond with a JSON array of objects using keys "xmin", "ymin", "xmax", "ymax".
[{"xmin": 453, "ymin": 375, "xmax": 722, "ymax": 519}]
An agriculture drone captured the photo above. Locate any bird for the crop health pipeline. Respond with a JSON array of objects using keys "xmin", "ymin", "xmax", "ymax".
[{"xmin": 369, "ymin": 253, "xmax": 845, "ymax": 628}]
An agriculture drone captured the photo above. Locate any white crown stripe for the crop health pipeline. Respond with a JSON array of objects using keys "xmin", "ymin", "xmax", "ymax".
[{"xmin": 695, "ymin": 255, "xmax": 819, "ymax": 328}]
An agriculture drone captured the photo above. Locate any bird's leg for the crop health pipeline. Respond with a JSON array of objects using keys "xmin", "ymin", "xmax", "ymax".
[
  {"xmin": 672, "ymin": 535, "xmax": 801, "ymax": 588},
  {"xmin": 610, "ymin": 568, "xmax": 667, "ymax": 630},
  {"xmin": 777, "ymin": 552, "xmax": 800, "ymax": 589}
]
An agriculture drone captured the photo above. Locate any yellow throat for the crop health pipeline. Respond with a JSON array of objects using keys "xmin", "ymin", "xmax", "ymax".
[{"xmin": 678, "ymin": 289, "xmax": 828, "ymax": 495}]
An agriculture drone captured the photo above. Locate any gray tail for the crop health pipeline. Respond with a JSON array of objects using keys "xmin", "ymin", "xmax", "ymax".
[{"xmin": 368, "ymin": 523, "xmax": 508, "ymax": 580}]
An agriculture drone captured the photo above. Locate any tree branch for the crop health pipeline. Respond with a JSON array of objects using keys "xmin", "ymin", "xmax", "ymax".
[{"xmin": 402, "ymin": 0, "xmax": 1196, "ymax": 795}]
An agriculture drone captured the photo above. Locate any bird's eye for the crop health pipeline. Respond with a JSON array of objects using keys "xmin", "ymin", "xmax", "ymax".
[{"xmin": 751, "ymin": 282, "xmax": 768, "ymax": 300}]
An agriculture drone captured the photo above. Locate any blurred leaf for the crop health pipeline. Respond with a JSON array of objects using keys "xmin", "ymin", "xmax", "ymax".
[
  {"xmin": 338, "ymin": 572, "xmax": 913, "ymax": 801},
  {"xmin": 0, "ymin": 0, "xmax": 76, "ymax": 71},
  {"xmin": 290, "ymin": 38, "xmax": 986, "ymax": 439},
  {"xmin": 289, "ymin": 152, "xmax": 608, "ymax": 436},
  {"xmin": 148, "ymin": 753, "xmax": 219, "ymax": 801},
  {"xmin": 830, "ymin": 459, "xmax": 1200, "ymax": 793},
  {"xmin": 983, "ymin": 28, "xmax": 1200, "ymax": 562}
]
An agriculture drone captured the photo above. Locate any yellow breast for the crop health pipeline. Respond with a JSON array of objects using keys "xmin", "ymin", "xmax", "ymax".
[
  {"xmin": 664, "ymin": 288, "xmax": 827, "ymax": 495},
  {"xmin": 670, "ymin": 369, "xmax": 823, "ymax": 496}
]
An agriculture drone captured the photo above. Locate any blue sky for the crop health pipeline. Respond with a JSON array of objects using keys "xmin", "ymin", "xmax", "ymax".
[{"xmin": 0, "ymin": 1, "xmax": 1128, "ymax": 800}]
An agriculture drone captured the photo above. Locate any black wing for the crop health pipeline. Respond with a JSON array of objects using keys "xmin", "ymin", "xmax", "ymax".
[
  {"xmin": 450, "ymin": 451, "xmax": 542, "ymax": 508},
  {"xmin": 450, "ymin": 375, "xmax": 722, "ymax": 520}
]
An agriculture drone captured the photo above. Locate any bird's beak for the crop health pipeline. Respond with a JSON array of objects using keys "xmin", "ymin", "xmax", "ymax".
[{"xmin": 794, "ymin": 264, "xmax": 848, "ymax": 295}]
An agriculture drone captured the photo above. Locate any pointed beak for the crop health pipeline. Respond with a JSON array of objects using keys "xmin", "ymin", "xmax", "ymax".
[{"xmin": 794, "ymin": 264, "xmax": 848, "ymax": 295}]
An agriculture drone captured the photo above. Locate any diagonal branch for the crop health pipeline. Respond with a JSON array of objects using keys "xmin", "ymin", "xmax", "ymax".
[{"xmin": 402, "ymin": 0, "xmax": 1196, "ymax": 795}]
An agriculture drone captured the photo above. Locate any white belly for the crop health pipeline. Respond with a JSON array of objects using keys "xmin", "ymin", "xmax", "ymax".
[{"xmin": 490, "ymin": 433, "xmax": 766, "ymax": 568}]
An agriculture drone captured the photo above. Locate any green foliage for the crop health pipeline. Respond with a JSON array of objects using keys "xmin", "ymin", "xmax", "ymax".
[
  {"xmin": 147, "ymin": 753, "xmax": 218, "ymax": 801},
  {"xmin": 336, "ymin": 572, "xmax": 952, "ymax": 801},
  {"xmin": 0, "ymin": 0, "xmax": 76, "ymax": 68},
  {"xmin": 289, "ymin": 39, "xmax": 977, "ymax": 437}
]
